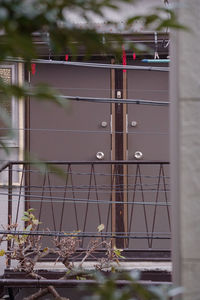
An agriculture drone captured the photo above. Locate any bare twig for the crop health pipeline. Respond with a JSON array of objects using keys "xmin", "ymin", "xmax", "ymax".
[
  {"xmin": 0, "ymin": 210, "xmax": 124, "ymax": 299},
  {"xmin": 24, "ymin": 288, "xmax": 49, "ymax": 300}
]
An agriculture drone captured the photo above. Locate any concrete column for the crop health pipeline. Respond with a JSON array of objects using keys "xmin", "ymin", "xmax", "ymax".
[{"xmin": 170, "ymin": 1, "xmax": 200, "ymax": 299}]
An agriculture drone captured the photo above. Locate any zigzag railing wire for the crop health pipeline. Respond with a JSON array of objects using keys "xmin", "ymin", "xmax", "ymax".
[{"xmin": 0, "ymin": 161, "xmax": 171, "ymax": 259}]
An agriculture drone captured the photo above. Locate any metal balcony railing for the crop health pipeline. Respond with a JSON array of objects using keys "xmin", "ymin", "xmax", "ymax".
[{"xmin": 0, "ymin": 160, "xmax": 171, "ymax": 260}]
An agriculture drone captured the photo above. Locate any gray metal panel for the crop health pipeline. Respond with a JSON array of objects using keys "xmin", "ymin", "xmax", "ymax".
[
  {"xmin": 28, "ymin": 164, "xmax": 112, "ymax": 248},
  {"xmin": 127, "ymin": 68, "xmax": 169, "ymax": 161},
  {"xmin": 30, "ymin": 64, "xmax": 111, "ymax": 161},
  {"xmin": 127, "ymin": 163, "xmax": 170, "ymax": 250},
  {"xmin": 127, "ymin": 67, "xmax": 170, "ymax": 250},
  {"xmin": 29, "ymin": 65, "xmax": 111, "ymax": 247},
  {"xmin": 27, "ymin": 63, "xmax": 170, "ymax": 252}
]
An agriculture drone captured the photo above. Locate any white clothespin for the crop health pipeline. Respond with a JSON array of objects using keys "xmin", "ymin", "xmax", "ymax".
[{"xmin": 154, "ymin": 32, "xmax": 159, "ymax": 59}]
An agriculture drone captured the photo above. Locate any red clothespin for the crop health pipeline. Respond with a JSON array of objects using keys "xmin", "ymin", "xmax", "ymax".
[
  {"xmin": 31, "ymin": 64, "xmax": 36, "ymax": 75},
  {"xmin": 122, "ymin": 46, "xmax": 127, "ymax": 73}
]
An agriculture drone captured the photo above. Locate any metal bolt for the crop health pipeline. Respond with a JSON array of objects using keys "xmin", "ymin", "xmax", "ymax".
[
  {"xmin": 130, "ymin": 121, "xmax": 137, "ymax": 127},
  {"xmin": 134, "ymin": 151, "xmax": 143, "ymax": 160},
  {"xmin": 101, "ymin": 121, "xmax": 107, "ymax": 128},
  {"xmin": 117, "ymin": 91, "xmax": 122, "ymax": 99},
  {"xmin": 96, "ymin": 152, "xmax": 105, "ymax": 160}
]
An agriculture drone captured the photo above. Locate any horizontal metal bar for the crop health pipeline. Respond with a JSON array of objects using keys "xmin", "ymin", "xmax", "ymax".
[
  {"xmin": 20, "ymin": 249, "xmax": 171, "ymax": 262},
  {"xmin": 20, "ymin": 185, "xmax": 170, "ymax": 190},
  {"xmin": 0, "ymin": 191, "xmax": 171, "ymax": 204},
  {"xmin": 1, "ymin": 169, "xmax": 170, "ymax": 179},
  {"xmin": 2, "ymin": 231, "xmax": 170, "ymax": 235},
  {"xmin": 40, "ymin": 251, "xmax": 171, "ymax": 262},
  {"xmin": 6, "ymin": 57, "xmax": 169, "ymax": 72},
  {"xmin": 0, "ymin": 278, "xmax": 172, "ymax": 287},
  {"xmin": 0, "ymin": 230, "xmax": 170, "ymax": 239},
  {"xmin": 0, "ymin": 128, "xmax": 170, "ymax": 135},
  {"xmin": 7, "ymin": 160, "xmax": 170, "ymax": 165},
  {"xmin": 12, "ymin": 187, "xmax": 170, "ymax": 192},
  {"xmin": 57, "ymin": 95, "xmax": 169, "ymax": 106}
]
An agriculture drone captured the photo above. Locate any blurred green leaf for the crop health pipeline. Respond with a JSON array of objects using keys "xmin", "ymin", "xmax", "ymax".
[
  {"xmin": 27, "ymin": 208, "xmax": 35, "ymax": 212},
  {"xmin": 25, "ymin": 224, "xmax": 32, "ymax": 232},
  {"xmin": 0, "ymin": 249, "xmax": 5, "ymax": 256},
  {"xmin": 24, "ymin": 151, "xmax": 67, "ymax": 178},
  {"xmin": 0, "ymin": 140, "xmax": 10, "ymax": 155},
  {"xmin": 21, "ymin": 216, "xmax": 30, "ymax": 221}
]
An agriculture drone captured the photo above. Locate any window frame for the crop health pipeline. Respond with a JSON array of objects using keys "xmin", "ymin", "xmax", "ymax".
[{"xmin": 0, "ymin": 64, "xmax": 19, "ymax": 147}]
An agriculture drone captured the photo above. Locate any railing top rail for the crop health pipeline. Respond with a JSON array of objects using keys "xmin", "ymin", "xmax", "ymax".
[
  {"xmin": 6, "ymin": 160, "xmax": 170, "ymax": 166},
  {"xmin": 6, "ymin": 57, "xmax": 169, "ymax": 72}
]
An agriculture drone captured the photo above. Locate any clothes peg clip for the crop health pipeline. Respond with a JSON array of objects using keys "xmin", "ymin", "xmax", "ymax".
[{"xmin": 154, "ymin": 32, "xmax": 159, "ymax": 59}]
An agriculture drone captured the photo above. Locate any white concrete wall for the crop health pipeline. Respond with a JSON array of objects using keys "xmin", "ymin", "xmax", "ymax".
[
  {"xmin": 0, "ymin": 167, "xmax": 24, "ymax": 274},
  {"xmin": 170, "ymin": 1, "xmax": 200, "ymax": 299}
]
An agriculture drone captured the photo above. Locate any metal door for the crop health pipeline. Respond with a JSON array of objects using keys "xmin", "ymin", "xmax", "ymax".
[
  {"xmin": 26, "ymin": 61, "xmax": 170, "ymax": 253},
  {"xmin": 126, "ymin": 65, "xmax": 170, "ymax": 250},
  {"xmin": 28, "ymin": 64, "xmax": 112, "ymax": 247},
  {"xmin": 30, "ymin": 64, "xmax": 111, "ymax": 161}
]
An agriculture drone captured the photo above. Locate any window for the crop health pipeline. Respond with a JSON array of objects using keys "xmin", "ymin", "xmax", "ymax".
[
  {"xmin": 0, "ymin": 64, "xmax": 18, "ymax": 146},
  {"xmin": 0, "ymin": 63, "xmax": 24, "ymax": 184}
]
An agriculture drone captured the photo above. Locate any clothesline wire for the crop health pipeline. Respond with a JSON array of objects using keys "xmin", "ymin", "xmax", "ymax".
[
  {"xmin": 53, "ymin": 87, "xmax": 168, "ymax": 92},
  {"xmin": 0, "ymin": 168, "xmax": 170, "ymax": 180},
  {"xmin": 3, "ymin": 191, "xmax": 171, "ymax": 203},
  {"xmin": 0, "ymin": 128, "xmax": 169, "ymax": 135},
  {"xmin": 26, "ymin": 94, "xmax": 169, "ymax": 106},
  {"xmin": 11, "ymin": 187, "xmax": 169, "ymax": 194}
]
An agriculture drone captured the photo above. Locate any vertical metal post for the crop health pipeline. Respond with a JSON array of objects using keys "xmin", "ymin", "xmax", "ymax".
[
  {"xmin": 115, "ymin": 69, "xmax": 125, "ymax": 248},
  {"xmin": 7, "ymin": 163, "xmax": 13, "ymax": 267},
  {"xmin": 122, "ymin": 64, "xmax": 128, "ymax": 247},
  {"xmin": 8, "ymin": 163, "xmax": 13, "ymax": 228},
  {"xmin": 170, "ymin": 21, "xmax": 181, "ymax": 294},
  {"xmin": 111, "ymin": 59, "xmax": 116, "ymax": 247},
  {"xmin": 24, "ymin": 64, "xmax": 31, "ymax": 211}
]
